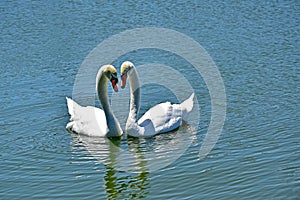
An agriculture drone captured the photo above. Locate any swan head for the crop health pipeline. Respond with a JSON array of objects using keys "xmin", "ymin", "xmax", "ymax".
[
  {"xmin": 120, "ymin": 61, "xmax": 134, "ymax": 89},
  {"xmin": 100, "ymin": 65, "xmax": 119, "ymax": 92}
]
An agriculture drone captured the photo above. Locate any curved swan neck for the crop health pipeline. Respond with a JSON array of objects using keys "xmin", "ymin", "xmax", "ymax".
[
  {"xmin": 97, "ymin": 73, "xmax": 111, "ymax": 113},
  {"xmin": 96, "ymin": 69, "xmax": 122, "ymax": 137},
  {"xmin": 127, "ymin": 67, "xmax": 141, "ymax": 121}
]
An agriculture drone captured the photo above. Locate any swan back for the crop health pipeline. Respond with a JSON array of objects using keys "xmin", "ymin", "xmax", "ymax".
[{"xmin": 66, "ymin": 97, "xmax": 109, "ymax": 136}]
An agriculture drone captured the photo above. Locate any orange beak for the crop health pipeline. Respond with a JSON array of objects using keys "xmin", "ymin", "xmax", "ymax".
[
  {"xmin": 121, "ymin": 74, "xmax": 127, "ymax": 89},
  {"xmin": 110, "ymin": 78, "xmax": 118, "ymax": 92}
]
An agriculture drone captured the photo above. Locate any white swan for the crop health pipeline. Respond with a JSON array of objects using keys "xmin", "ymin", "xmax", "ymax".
[
  {"xmin": 66, "ymin": 65, "xmax": 123, "ymax": 137},
  {"xmin": 120, "ymin": 61, "xmax": 194, "ymax": 137}
]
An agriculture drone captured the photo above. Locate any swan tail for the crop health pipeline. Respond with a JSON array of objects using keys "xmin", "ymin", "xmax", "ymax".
[
  {"xmin": 66, "ymin": 97, "xmax": 81, "ymax": 132},
  {"xmin": 180, "ymin": 93, "xmax": 195, "ymax": 120},
  {"xmin": 66, "ymin": 97, "xmax": 80, "ymax": 121}
]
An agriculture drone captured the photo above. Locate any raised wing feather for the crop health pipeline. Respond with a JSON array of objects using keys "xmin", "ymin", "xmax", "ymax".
[{"xmin": 137, "ymin": 102, "xmax": 183, "ymax": 135}]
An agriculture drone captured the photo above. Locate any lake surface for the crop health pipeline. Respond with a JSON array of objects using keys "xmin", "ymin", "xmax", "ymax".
[{"xmin": 1, "ymin": 1, "xmax": 299, "ymax": 199}]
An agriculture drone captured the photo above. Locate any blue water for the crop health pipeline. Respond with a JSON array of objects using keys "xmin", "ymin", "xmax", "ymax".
[{"xmin": 1, "ymin": 1, "xmax": 299, "ymax": 199}]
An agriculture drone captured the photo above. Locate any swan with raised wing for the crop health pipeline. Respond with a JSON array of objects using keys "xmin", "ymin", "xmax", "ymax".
[
  {"xmin": 120, "ymin": 61, "xmax": 194, "ymax": 137},
  {"xmin": 66, "ymin": 65, "xmax": 123, "ymax": 137}
]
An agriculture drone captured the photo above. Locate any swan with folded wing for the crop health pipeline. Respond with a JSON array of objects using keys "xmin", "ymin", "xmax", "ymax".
[
  {"xmin": 120, "ymin": 61, "xmax": 194, "ymax": 137},
  {"xmin": 66, "ymin": 65, "xmax": 123, "ymax": 137}
]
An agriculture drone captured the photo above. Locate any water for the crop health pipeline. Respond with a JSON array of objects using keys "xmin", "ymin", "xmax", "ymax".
[{"xmin": 1, "ymin": 0, "xmax": 299, "ymax": 199}]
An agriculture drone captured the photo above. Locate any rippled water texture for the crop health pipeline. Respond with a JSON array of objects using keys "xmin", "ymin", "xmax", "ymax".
[{"xmin": 1, "ymin": 1, "xmax": 299, "ymax": 199}]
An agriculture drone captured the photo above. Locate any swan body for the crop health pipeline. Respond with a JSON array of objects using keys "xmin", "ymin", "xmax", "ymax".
[
  {"xmin": 121, "ymin": 61, "xmax": 194, "ymax": 137},
  {"xmin": 66, "ymin": 97, "xmax": 109, "ymax": 136},
  {"xmin": 66, "ymin": 65, "xmax": 123, "ymax": 137}
]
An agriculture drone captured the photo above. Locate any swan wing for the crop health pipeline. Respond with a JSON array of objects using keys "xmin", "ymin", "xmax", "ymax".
[
  {"xmin": 135, "ymin": 93, "xmax": 194, "ymax": 136},
  {"xmin": 66, "ymin": 97, "xmax": 108, "ymax": 136},
  {"xmin": 137, "ymin": 102, "xmax": 183, "ymax": 135}
]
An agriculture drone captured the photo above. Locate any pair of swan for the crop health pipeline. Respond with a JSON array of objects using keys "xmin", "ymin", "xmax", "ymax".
[{"xmin": 66, "ymin": 61, "xmax": 194, "ymax": 137}]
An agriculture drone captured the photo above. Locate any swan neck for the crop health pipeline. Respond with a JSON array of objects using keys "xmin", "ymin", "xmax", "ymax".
[
  {"xmin": 97, "ymin": 75, "xmax": 111, "ymax": 113},
  {"xmin": 128, "ymin": 67, "xmax": 141, "ymax": 121},
  {"xmin": 96, "ymin": 70, "xmax": 122, "ymax": 137}
]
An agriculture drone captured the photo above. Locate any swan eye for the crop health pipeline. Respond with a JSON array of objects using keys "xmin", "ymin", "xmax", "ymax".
[
  {"xmin": 111, "ymin": 73, "xmax": 118, "ymax": 81},
  {"xmin": 121, "ymin": 67, "xmax": 131, "ymax": 76}
]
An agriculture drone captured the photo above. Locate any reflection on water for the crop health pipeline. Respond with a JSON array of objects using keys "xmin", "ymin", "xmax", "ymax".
[
  {"xmin": 70, "ymin": 122, "xmax": 197, "ymax": 199},
  {"xmin": 70, "ymin": 134, "xmax": 150, "ymax": 199}
]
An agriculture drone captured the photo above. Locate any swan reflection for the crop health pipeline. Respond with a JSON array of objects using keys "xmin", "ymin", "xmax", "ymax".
[
  {"xmin": 70, "ymin": 134, "xmax": 149, "ymax": 199},
  {"xmin": 70, "ymin": 121, "xmax": 196, "ymax": 198}
]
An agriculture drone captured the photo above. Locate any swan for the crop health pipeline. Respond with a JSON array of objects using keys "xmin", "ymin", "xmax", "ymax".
[
  {"xmin": 66, "ymin": 65, "xmax": 123, "ymax": 137},
  {"xmin": 120, "ymin": 61, "xmax": 195, "ymax": 137}
]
